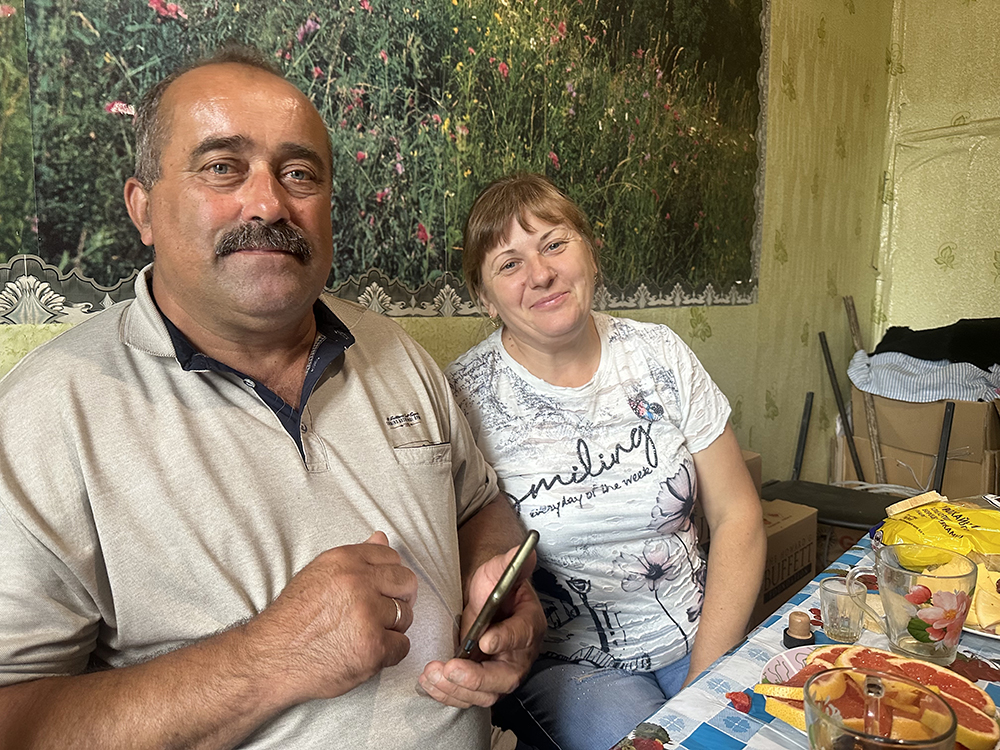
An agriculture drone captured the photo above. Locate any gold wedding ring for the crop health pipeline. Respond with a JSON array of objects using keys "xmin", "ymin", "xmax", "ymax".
[{"xmin": 391, "ymin": 597, "xmax": 402, "ymax": 628}]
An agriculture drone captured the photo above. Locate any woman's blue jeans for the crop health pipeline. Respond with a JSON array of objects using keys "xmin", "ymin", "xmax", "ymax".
[{"xmin": 512, "ymin": 654, "xmax": 692, "ymax": 750}]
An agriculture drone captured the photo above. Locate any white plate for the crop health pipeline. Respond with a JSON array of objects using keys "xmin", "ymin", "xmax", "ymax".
[
  {"xmin": 759, "ymin": 645, "xmax": 815, "ymax": 684},
  {"xmin": 964, "ymin": 625, "xmax": 1000, "ymax": 641}
]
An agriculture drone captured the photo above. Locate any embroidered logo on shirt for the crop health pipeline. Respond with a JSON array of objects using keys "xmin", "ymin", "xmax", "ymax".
[{"xmin": 385, "ymin": 411, "xmax": 422, "ymax": 429}]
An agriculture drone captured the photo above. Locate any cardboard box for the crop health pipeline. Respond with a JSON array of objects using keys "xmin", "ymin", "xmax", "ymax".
[
  {"xmin": 692, "ymin": 450, "xmax": 762, "ymax": 548},
  {"xmin": 851, "ymin": 387, "xmax": 1000, "ymax": 464},
  {"xmin": 748, "ymin": 499, "xmax": 818, "ymax": 629},
  {"xmin": 834, "ymin": 433, "xmax": 998, "ymax": 497},
  {"xmin": 817, "ymin": 523, "xmax": 867, "ymax": 569}
]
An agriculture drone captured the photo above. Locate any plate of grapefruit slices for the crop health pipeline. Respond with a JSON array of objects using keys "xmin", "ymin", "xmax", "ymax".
[{"xmin": 753, "ymin": 644, "xmax": 1000, "ymax": 750}]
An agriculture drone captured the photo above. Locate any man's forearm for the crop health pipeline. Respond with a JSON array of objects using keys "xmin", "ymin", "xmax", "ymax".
[
  {"xmin": 0, "ymin": 623, "xmax": 286, "ymax": 750},
  {"xmin": 0, "ymin": 536, "xmax": 418, "ymax": 749}
]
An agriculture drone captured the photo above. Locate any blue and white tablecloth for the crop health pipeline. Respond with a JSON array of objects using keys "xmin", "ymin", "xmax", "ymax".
[{"xmin": 615, "ymin": 537, "xmax": 1000, "ymax": 750}]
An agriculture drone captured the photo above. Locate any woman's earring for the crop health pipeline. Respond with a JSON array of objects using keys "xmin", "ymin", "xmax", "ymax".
[{"xmin": 490, "ymin": 315, "xmax": 502, "ymax": 330}]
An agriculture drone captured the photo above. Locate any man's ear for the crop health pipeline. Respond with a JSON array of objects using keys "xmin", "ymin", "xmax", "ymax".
[{"xmin": 123, "ymin": 178, "xmax": 154, "ymax": 247}]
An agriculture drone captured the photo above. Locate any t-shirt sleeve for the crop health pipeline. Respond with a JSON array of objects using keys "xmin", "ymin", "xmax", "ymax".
[
  {"xmin": 435, "ymin": 357, "xmax": 498, "ymax": 525},
  {"xmin": 661, "ymin": 326, "xmax": 731, "ymax": 454},
  {"xmin": 0, "ymin": 500, "xmax": 99, "ymax": 686},
  {"xmin": 0, "ymin": 361, "xmax": 104, "ymax": 686}
]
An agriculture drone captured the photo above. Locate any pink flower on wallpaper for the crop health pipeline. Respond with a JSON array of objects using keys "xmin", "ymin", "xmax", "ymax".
[
  {"xmin": 375, "ymin": 187, "xmax": 391, "ymax": 203},
  {"xmin": 0, "ymin": 4, "xmax": 16, "ymax": 17},
  {"xmin": 394, "ymin": 161, "xmax": 404, "ymax": 175},
  {"xmin": 356, "ymin": 151, "xmax": 367, "ymax": 162},
  {"xmin": 416, "ymin": 223, "xmax": 430, "ymax": 244},
  {"xmin": 379, "ymin": 49, "xmax": 388, "ymax": 63},
  {"xmin": 468, "ymin": 46, "xmax": 475, "ymax": 55},
  {"xmin": 497, "ymin": 61, "xmax": 509, "ymax": 79},
  {"xmin": 104, "ymin": 100, "xmax": 136, "ymax": 117},
  {"xmin": 359, "ymin": 0, "xmax": 371, "ymax": 11},
  {"xmin": 431, "ymin": 114, "xmax": 441, "ymax": 126},
  {"xmin": 548, "ymin": 151, "xmax": 560, "ymax": 170},
  {"xmin": 148, "ymin": 0, "xmax": 187, "ymax": 20},
  {"xmin": 312, "ymin": 66, "xmax": 323, "ymax": 79},
  {"xmin": 296, "ymin": 16, "xmax": 319, "ymax": 43}
]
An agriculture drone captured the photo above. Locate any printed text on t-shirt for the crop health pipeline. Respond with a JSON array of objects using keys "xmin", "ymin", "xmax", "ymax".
[{"xmin": 509, "ymin": 421, "xmax": 658, "ymax": 515}]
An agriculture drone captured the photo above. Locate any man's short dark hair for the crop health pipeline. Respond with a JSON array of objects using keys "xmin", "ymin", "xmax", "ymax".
[{"xmin": 132, "ymin": 43, "xmax": 285, "ymax": 188}]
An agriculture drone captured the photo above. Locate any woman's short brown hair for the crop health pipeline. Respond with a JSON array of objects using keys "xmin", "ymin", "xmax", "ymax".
[{"xmin": 462, "ymin": 173, "xmax": 601, "ymax": 306}]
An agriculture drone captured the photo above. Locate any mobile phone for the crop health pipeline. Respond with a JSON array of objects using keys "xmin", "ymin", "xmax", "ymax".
[{"xmin": 456, "ymin": 530, "xmax": 539, "ymax": 659}]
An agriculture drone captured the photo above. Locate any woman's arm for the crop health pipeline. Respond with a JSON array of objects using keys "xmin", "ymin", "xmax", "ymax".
[{"xmin": 685, "ymin": 423, "xmax": 766, "ymax": 685}]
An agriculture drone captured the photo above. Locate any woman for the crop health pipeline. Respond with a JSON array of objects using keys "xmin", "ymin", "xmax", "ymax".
[{"xmin": 445, "ymin": 173, "xmax": 766, "ymax": 750}]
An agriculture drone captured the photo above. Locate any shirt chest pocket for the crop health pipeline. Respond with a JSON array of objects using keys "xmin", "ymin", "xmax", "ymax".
[{"xmin": 392, "ymin": 442, "xmax": 452, "ymax": 466}]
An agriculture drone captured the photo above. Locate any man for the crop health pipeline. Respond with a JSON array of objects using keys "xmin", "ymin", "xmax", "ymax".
[{"xmin": 0, "ymin": 45, "xmax": 544, "ymax": 749}]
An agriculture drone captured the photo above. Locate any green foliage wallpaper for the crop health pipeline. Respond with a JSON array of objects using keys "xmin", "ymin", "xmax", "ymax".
[
  {"xmin": 0, "ymin": 0, "xmax": 36, "ymax": 259},
  {"xmin": 1, "ymin": 0, "xmax": 908, "ymax": 493},
  {"xmin": 0, "ymin": 0, "xmax": 762, "ymax": 309}
]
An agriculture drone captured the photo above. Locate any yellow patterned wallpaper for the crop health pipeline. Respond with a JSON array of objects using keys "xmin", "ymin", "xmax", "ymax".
[
  {"xmin": 878, "ymin": 0, "xmax": 1000, "ymax": 331},
  {"xmin": 0, "ymin": 0, "xmax": 902, "ymax": 487}
]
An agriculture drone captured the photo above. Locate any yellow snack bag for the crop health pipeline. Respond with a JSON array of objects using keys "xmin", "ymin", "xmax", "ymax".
[{"xmin": 874, "ymin": 492, "xmax": 1000, "ymax": 568}]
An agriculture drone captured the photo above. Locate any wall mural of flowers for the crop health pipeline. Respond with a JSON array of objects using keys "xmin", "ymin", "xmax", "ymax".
[{"xmin": 0, "ymin": 0, "xmax": 765, "ymax": 318}]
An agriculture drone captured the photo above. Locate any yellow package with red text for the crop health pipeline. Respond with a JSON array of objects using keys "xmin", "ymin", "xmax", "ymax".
[{"xmin": 876, "ymin": 498, "xmax": 1000, "ymax": 569}]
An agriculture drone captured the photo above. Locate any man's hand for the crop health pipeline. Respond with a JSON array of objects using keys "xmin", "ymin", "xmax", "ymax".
[
  {"xmin": 248, "ymin": 531, "xmax": 418, "ymax": 707},
  {"xmin": 417, "ymin": 541, "xmax": 545, "ymax": 708}
]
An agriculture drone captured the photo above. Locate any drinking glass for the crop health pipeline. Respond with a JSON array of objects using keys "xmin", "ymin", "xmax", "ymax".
[
  {"xmin": 819, "ymin": 577, "xmax": 867, "ymax": 643},
  {"xmin": 846, "ymin": 543, "xmax": 977, "ymax": 665}
]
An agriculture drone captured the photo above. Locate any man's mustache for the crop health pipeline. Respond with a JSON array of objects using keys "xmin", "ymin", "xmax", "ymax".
[{"xmin": 215, "ymin": 222, "xmax": 313, "ymax": 260}]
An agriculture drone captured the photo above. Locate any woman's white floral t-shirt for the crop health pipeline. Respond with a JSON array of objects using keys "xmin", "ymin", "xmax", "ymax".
[{"xmin": 446, "ymin": 313, "xmax": 731, "ymax": 672}]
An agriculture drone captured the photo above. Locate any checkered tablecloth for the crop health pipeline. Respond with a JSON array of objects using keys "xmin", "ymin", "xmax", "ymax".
[{"xmin": 615, "ymin": 537, "xmax": 1000, "ymax": 750}]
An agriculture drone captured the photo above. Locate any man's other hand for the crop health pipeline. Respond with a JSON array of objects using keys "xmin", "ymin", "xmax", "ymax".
[
  {"xmin": 247, "ymin": 530, "xmax": 417, "ymax": 705},
  {"xmin": 417, "ymin": 542, "xmax": 545, "ymax": 708}
]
